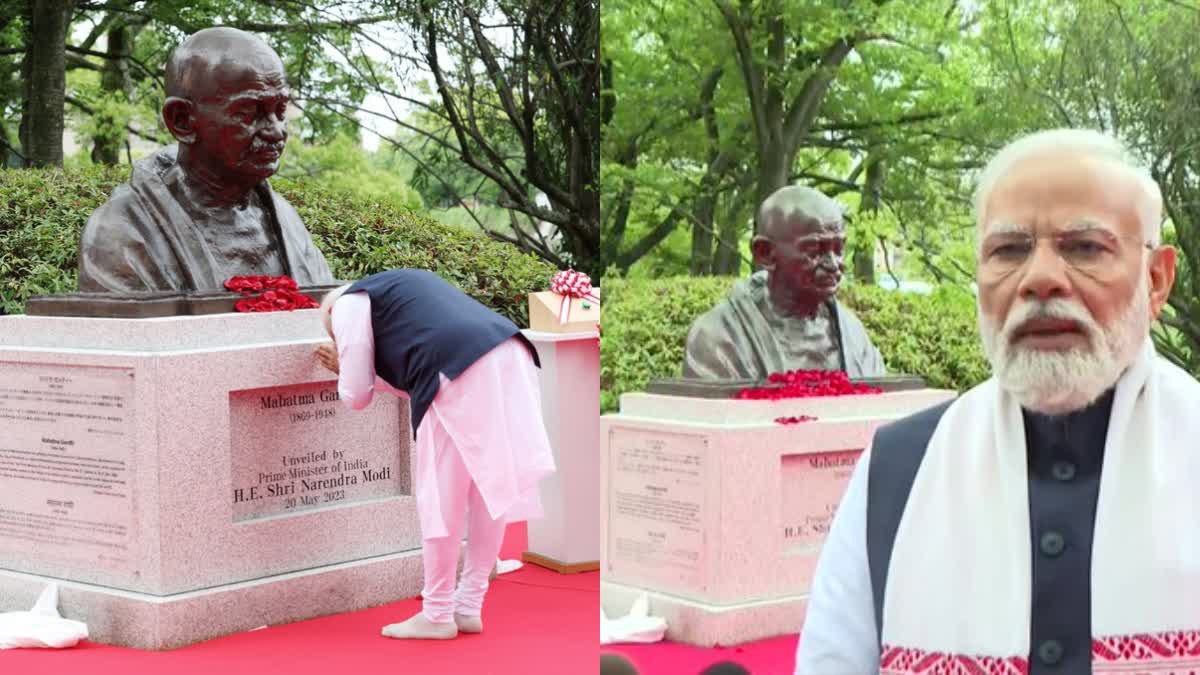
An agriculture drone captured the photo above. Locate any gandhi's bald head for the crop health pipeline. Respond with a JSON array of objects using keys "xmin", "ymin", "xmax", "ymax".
[
  {"xmin": 752, "ymin": 185, "xmax": 847, "ymax": 317},
  {"xmin": 166, "ymin": 28, "xmax": 285, "ymax": 101},
  {"xmin": 757, "ymin": 186, "xmax": 845, "ymax": 242}
]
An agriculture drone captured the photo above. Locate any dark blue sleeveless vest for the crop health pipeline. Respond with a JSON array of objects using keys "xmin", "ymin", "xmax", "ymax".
[
  {"xmin": 346, "ymin": 269, "xmax": 539, "ymax": 436},
  {"xmin": 866, "ymin": 390, "xmax": 1113, "ymax": 674}
]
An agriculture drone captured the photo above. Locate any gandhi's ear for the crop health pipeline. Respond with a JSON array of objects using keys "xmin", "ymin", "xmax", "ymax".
[
  {"xmin": 750, "ymin": 235, "xmax": 774, "ymax": 269},
  {"xmin": 162, "ymin": 97, "xmax": 197, "ymax": 144}
]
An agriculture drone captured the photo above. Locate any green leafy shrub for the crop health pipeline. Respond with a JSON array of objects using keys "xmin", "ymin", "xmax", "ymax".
[
  {"xmin": 601, "ymin": 275, "xmax": 991, "ymax": 412},
  {"xmin": 0, "ymin": 166, "xmax": 556, "ymax": 325}
]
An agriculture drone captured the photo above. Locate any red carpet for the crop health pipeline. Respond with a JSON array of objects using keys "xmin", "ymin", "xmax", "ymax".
[
  {"xmin": 0, "ymin": 523, "xmax": 598, "ymax": 675},
  {"xmin": 603, "ymin": 634, "xmax": 799, "ymax": 675}
]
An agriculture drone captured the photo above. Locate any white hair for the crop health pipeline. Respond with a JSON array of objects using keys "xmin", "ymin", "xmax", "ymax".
[
  {"xmin": 973, "ymin": 128, "xmax": 1163, "ymax": 246},
  {"xmin": 319, "ymin": 283, "xmax": 352, "ymax": 336}
]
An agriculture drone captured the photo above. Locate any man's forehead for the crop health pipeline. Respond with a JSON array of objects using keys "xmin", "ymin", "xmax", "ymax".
[
  {"xmin": 776, "ymin": 213, "xmax": 844, "ymax": 239},
  {"xmin": 983, "ymin": 155, "xmax": 1146, "ymax": 227},
  {"xmin": 189, "ymin": 55, "xmax": 286, "ymax": 100}
]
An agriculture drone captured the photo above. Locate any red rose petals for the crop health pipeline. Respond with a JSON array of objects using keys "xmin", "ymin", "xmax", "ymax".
[
  {"xmin": 734, "ymin": 369, "xmax": 883, "ymax": 400},
  {"xmin": 225, "ymin": 275, "xmax": 318, "ymax": 313},
  {"xmin": 774, "ymin": 415, "xmax": 817, "ymax": 425}
]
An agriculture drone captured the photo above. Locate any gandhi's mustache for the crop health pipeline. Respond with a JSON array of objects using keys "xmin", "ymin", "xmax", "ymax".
[{"xmin": 249, "ymin": 142, "xmax": 284, "ymax": 154}]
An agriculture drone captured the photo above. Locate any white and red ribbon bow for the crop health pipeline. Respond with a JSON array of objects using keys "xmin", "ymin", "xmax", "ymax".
[{"xmin": 549, "ymin": 269, "xmax": 600, "ymax": 324}]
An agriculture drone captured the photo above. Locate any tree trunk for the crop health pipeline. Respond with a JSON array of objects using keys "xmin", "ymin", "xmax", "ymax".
[
  {"xmin": 714, "ymin": 186, "xmax": 752, "ymax": 275},
  {"xmin": 754, "ymin": 143, "xmax": 792, "ymax": 233},
  {"xmin": 20, "ymin": 0, "xmax": 71, "ymax": 167},
  {"xmin": 689, "ymin": 195, "xmax": 716, "ymax": 276},
  {"xmin": 92, "ymin": 19, "xmax": 132, "ymax": 166},
  {"xmin": 854, "ymin": 156, "xmax": 885, "ymax": 284},
  {"xmin": 0, "ymin": 122, "xmax": 10, "ymax": 168}
]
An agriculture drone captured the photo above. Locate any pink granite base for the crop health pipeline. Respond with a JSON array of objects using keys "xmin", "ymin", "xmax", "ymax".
[
  {"xmin": 0, "ymin": 548, "xmax": 427, "ymax": 650},
  {"xmin": 0, "ymin": 313, "xmax": 427, "ymax": 649}
]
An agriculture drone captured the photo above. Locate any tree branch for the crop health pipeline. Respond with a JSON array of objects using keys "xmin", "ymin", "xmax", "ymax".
[
  {"xmin": 783, "ymin": 36, "xmax": 857, "ymax": 146},
  {"xmin": 64, "ymin": 95, "xmax": 163, "ymax": 144},
  {"xmin": 713, "ymin": 0, "xmax": 768, "ymax": 154},
  {"xmin": 64, "ymin": 45, "xmax": 162, "ymax": 89}
]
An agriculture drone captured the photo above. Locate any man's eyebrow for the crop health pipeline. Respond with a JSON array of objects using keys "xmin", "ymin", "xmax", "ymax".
[
  {"xmin": 225, "ymin": 92, "xmax": 290, "ymax": 105},
  {"xmin": 794, "ymin": 232, "xmax": 844, "ymax": 241},
  {"xmin": 1061, "ymin": 217, "xmax": 1116, "ymax": 234},
  {"xmin": 983, "ymin": 222, "xmax": 1029, "ymax": 236}
]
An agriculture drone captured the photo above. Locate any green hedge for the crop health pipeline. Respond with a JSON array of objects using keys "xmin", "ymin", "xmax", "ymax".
[
  {"xmin": 0, "ymin": 166, "xmax": 556, "ymax": 324},
  {"xmin": 600, "ymin": 275, "xmax": 991, "ymax": 412}
]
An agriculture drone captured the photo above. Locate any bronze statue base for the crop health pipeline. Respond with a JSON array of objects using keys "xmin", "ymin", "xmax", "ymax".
[{"xmin": 25, "ymin": 285, "xmax": 345, "ymax": 318}]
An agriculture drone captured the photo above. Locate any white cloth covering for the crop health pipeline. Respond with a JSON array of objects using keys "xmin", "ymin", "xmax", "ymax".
[
  {"xmin": 600, "ymin": 593, "xmax": 667, "ymax": 646},
  {"xmin": 0, "ymin": 584, "xmax": 88, "ymax": 650}
]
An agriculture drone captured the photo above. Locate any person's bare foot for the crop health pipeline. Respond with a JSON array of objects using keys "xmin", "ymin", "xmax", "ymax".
[
  {"xmin": 381, "ymin": 613, "xmax": 457, "ymax": 640},
  {"xmin": 454, "ymin": 613, "xmax": 483, "ymax": 634}
]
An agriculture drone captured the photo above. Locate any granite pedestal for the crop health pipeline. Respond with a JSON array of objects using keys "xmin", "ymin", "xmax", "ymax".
[
  {"xmin": 600, "ymin": 388, "xmax": 957, "ymax": 647},
  {"xmin": 0, "ymin": 311, "xmax": 423, "ymax": 649}
]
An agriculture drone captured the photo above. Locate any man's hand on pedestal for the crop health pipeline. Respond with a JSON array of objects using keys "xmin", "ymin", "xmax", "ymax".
[{"xmin": 315, "ymin": 343, "xmax": 340, "ymax": 374}]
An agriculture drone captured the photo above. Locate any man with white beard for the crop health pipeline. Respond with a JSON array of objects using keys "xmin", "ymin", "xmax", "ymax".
[{"xmin": 794, "ymin": 129, "xmax": 1200, "ymax": 675}]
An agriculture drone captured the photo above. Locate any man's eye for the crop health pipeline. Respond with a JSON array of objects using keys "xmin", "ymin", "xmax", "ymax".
[
  {"xmin": 1062, "ymin": 240, "xmax": 1108, "ymax": 257},
  {"xmin": 991, "ymin": 243, "xmax": 1031, "ymax": 259}
]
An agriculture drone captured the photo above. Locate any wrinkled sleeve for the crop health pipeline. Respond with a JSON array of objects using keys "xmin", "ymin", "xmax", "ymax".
[
  {"xmin": 331, "ymin": 292, "xmax": 377, "ymax": 410},
  {"xmin": 794, "ymin": 446, "xmax": 878, "ymax": 674}
]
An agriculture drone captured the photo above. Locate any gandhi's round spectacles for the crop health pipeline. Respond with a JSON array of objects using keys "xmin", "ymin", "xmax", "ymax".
[{"xmin": 978, "ymin": 229, "xmax": 1155, "ymax": 280}]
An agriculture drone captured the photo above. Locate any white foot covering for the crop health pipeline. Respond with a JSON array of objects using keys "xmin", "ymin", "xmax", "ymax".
[
  {"xmin": 454, "ymin": 613, "xmax": 483, "ymax": 634},
  {"xmin": 381, "ymin": 613, "xmax": 458, "ymax": 640}
]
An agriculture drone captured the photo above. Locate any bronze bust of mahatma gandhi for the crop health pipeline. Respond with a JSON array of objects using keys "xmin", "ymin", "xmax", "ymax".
[
  {"xmin": 76, "ymin": 27, "xmax": 334, "ymax": 294},
  {"xmin": 683, "ymin": 185, "xmax": 887, "ymax": 380}
]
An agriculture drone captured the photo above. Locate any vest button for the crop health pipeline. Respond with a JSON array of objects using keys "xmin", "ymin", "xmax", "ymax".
[
  {"xmin": 1051, "ymin": 460, "xmax": 1076, "ymax": 481},
  {"xmin": 1040, "ymin": 530, "xmax": 1065, "ymax": 557},
  {"xmin": 1038, "ymin": 639, "xmax": 1064, "ymax": 665}
]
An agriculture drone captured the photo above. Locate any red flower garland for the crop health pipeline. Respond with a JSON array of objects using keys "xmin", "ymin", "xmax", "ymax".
[
  {"xmin": 734, "ymin": 369, "xmax": 883, "ymax": 401},
  {"xmin": 775, "ymin": 415, "xmax": 817, "ymax": 425},
  {"xmin": 224, "ymin": 275, "xmax": 319, "ymax": 313}
]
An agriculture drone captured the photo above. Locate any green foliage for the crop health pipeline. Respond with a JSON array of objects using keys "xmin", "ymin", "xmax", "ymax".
[
  {"xmin": 600, "ymin": 275, "xmax": 990, "ymax": 413},
  {"xmin": 276, "ymin": 133, "xmax": 425, "ymax": 212},
  {"xmin": 600, "ymin": 275, "xmax": 738, "ymax": 412},
  {"xmin": 0, "ymin": 166, "xmax": 556, "ymax": 325}
]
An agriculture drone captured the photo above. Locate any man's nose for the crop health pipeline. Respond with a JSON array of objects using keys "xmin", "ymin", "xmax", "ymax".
[
  {"xmin": 1017, "ymin": 239, "xmax": 1072, "ymax": 301},
  {"xmin": 259, "ymin": 115, "xmax": 287, "ymax": 142},
  {"xmin": 819, "ymin": 250, "xmax": 843, "ymax": 271}
]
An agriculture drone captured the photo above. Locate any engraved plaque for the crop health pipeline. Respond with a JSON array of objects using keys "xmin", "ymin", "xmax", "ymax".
[
  {"xmin": 607, "ymin": 427, "xmax": 708, "ymax": 591},
  {"xmin": 229, "ymin": 381, "xmax": 404, "ymax": 522},
  {"xmin": 0, "ymin": 362, "xmax": 136, "ymax": 572},
  {"xmin": 780, "ymin": 448, "xmax": 862, "ymax": 554}
]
